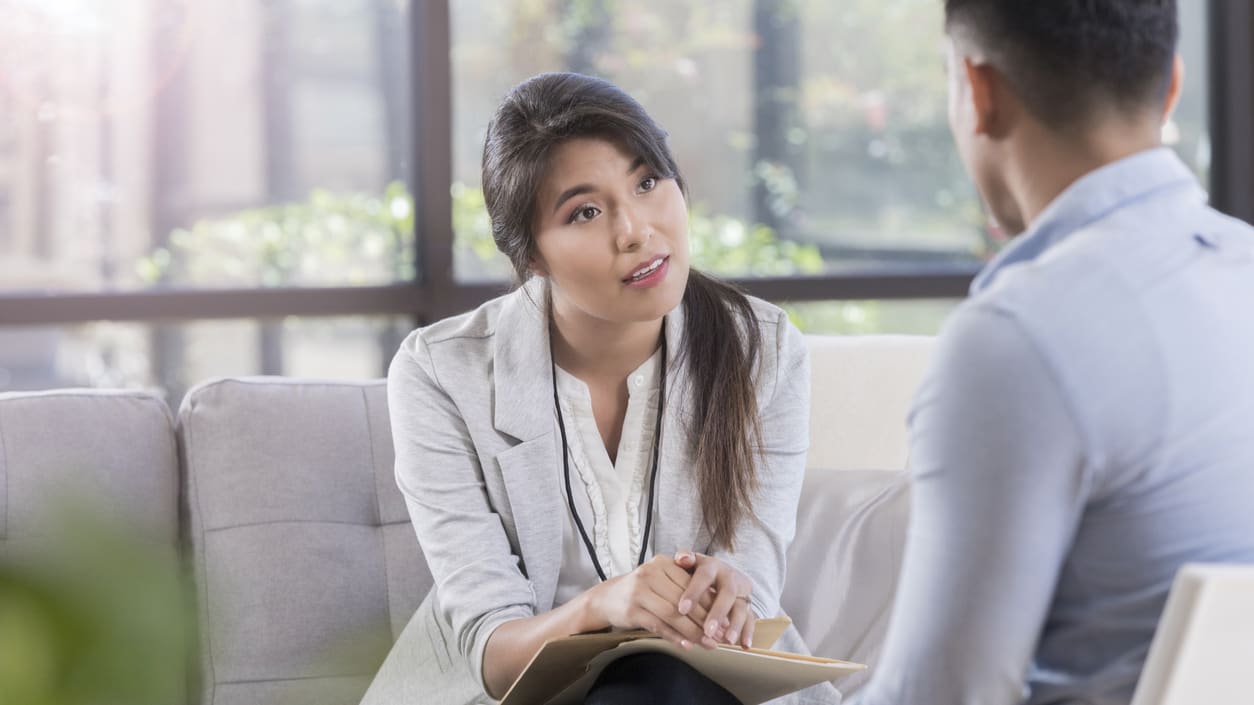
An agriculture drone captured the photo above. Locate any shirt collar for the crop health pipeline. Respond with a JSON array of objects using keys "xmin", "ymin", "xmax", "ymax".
[
  {"xmin": 971, "ymin": 147, "xmax": 1205, "ymax": 294},
  {"xmin": 555, "ymin": 347, "xmax": 662, "ymax": 403}
]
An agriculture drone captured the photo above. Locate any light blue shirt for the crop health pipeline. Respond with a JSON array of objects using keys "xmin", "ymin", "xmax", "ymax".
[{"xmin": 853, "ymin": 148, "xmax": 1254, "ymax": 705}]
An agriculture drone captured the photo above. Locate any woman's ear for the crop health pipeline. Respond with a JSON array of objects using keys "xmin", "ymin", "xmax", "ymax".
[{"xmin": 528, "ymin": 256, "xmax": 549, "ymax": 278}]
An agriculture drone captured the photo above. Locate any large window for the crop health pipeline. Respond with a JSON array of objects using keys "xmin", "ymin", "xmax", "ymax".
[
  {"xmin": 452, "ymin": 1, "xmax": 984, "ymax": 281},
  {"xmin": 0, "ymin": 0, "xmax": 411, "ymax": 295},
  {"xmin": 0, "ymin": 0, "xmax": 411, "ymax": 397},
  {"xmin": 451, "ymin": 0, "xmax": 1212, "ymax": 281},
  {"xmin": 0, "ymin": 0, "xmax": 1238, "ymax": 402}
]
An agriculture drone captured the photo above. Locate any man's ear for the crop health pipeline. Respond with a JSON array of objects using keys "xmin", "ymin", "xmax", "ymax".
[
  {"xmin": 963, "ymin": 56, "xmax": 1003, "ymax": 138},
  {"xmin": 1162, "ymin": 53, "xmax": 1185, "ymax": 124}
]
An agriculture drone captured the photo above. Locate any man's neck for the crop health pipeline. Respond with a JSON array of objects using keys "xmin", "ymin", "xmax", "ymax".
[
  {"xmin": 549, "ymin": 296, "xmax": 664, "ymax": 383},
  {"xmin": 1009, "ymin": 117, "xmax": 1163, "ymax": 230}
]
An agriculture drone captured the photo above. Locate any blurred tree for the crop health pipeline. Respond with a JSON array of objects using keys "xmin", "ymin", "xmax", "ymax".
[
  {"xmin": 563, "ymin": 0, "xmax": 613, "ymax": 75},
  {"xmin": 139, "ymin": 181, "xmax": 822, "ymax": 288},
  {"xmin": 784, "ymin": 298, "xmax": 958, "ymax": 336},
  {"xmin": 137, "ymin": 182, "xmax": 415, "ymax": 288},
  {"xmin": 451, "ymin": 0, "xmax": 992, "ymax": 270}
]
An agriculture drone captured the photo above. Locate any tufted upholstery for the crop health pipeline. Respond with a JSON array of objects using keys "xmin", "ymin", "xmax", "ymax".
[
  {"xmin": 0, "ymin": 388, "xmax": 183, "ymax": 690},
  {"xmin": 178, "ymin": 378, "xmax": 431, "ymax": 705},
  {"xmin": 0, "ymin": 334, "xmax": 937, "ymax": 705}
]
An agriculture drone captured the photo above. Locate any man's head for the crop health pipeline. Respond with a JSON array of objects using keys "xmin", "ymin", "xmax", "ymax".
[{"xmin": 944, "ymin": 0, "xmax": 1182, "ymax": 234}]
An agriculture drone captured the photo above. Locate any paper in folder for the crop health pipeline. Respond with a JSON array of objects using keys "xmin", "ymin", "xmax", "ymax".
[{"xmin": 498, "ymin": 617, "xmax": 865, "ymax": 705}]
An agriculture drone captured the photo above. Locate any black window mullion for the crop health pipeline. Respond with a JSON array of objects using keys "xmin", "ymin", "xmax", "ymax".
[
  {"xmin": 1209, "ymin": 0, "xmax": 1254, "ymax": 224},
  {"xmin": 413, "ymin": 0, "xmax": 455, "ymax": 325}
]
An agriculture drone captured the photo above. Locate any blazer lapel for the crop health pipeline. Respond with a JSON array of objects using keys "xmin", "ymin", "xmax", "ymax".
[
  {"xmin": 492, "ymin": 279, "xmax": 550, "ymax": 442},
  {"xmin": 491, "ymin": 279, "xmax": 564, "ymax": 608},
  {"xmin": 494, "ymin": 435, "xmax": 563, "ymax": 607}
]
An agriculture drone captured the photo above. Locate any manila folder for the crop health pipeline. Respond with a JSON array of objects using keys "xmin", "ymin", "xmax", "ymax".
[{"xmin": 499, "ymin": 617, "xmax": 864, "ymax": 705}]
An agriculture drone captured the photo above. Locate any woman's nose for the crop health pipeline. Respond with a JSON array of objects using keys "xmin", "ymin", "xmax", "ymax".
[{"xmin": 615, "ymin": 207, "xmax": 650, "ymax": 252}]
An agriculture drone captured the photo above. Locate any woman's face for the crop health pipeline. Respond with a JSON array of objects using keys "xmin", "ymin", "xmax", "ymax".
[{"xmin": 531, "ymin": 137, "xmax": 690, "ymax": 326}]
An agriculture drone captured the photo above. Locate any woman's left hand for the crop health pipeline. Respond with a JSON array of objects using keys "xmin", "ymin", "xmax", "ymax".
[{"xmin": 673, "ymin": 551, "xmax": 756, "ymax": 649}]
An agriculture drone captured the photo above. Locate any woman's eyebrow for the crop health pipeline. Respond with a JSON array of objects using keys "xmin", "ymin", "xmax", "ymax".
[
  {"xmin": 552, "ymin": 184, "xmax": 595, "ymax": 215},
  {"xmin": 551, "ymin": 158, "xmax": 649, "ymax": 214}
]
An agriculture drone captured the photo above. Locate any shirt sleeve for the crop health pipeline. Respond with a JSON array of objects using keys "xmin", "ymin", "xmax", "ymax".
[
  {"xmin": 711, "ymin": 312, "xmax": 811, "ymax": 620},
  {"xmin": 851, "ymin": 303, "xmax": 1092, "ymax": 705},
  {"xmin": 387, "ymin": 332, "xmax": 537, "ymax": 692}
]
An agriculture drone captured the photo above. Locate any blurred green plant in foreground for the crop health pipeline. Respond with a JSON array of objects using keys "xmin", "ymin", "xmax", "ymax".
[
  {"xmin": 0, "ymin": 503, "xmax": 192, "ymax": 705},
  {"xmin": 138, "ymin": 182, "xmax": 824, "ymax": 287}
]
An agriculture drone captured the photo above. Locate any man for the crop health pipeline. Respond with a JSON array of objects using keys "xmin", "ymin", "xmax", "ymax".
[{"xmin": 852, "ymin": 2, "xmax": 1254, "ymax": 704}]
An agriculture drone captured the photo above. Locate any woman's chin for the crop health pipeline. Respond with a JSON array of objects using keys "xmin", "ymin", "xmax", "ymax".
[{"xmin": 626, "ymin": 275, "xmax": 687, "ymax": 321}]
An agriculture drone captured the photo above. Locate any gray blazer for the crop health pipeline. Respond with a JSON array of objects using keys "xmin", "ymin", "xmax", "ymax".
[{"xmin": 360, "ymin": 279, "xmax": 838, "ymax": 705}]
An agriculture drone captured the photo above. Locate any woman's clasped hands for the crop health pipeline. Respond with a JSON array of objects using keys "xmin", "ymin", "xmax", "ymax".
[{"xmin": 583, "ymin": 551, "xmax": 756, "ymax": 651}]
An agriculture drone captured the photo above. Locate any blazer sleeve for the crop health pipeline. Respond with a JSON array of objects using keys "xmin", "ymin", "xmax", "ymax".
[
  {"xmin": 387, "ymin": 331, "xmax": 536, "ymax": 689},
  {"xmin": 711, "ymin": 312, "xmax": 811, "ymax": 620}
]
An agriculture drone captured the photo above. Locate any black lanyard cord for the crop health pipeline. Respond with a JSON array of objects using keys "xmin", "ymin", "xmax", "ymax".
[{"xmin": 550, "ymin": 325, "xmax": 667, "ymax": 582}]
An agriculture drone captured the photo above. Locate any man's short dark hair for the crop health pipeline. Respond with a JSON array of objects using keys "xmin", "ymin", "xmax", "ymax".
[{"xmin": 945, "ymin": 0, "xmax": 1179, "ymax": 128}]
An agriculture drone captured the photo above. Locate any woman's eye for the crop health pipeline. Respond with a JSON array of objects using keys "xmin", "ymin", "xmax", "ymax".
[
  {"xmin": 639, "ymin": 176, "xmax": 658, "ymax": 192},
  {"xmin": 570, "ymin": 205, "xmax": 601, "ymax": 224}
]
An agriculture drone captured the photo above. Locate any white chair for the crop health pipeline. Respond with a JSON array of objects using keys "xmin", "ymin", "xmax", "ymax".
[{"xmin": 1131, "ymin": 563, "xmax": 1254, "ymax": 705}]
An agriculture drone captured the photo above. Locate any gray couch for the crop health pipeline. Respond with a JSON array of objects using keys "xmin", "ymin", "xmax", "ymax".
[{"xmin": 0, "ymin": 335, "xmax": 931, "ymax": 705}]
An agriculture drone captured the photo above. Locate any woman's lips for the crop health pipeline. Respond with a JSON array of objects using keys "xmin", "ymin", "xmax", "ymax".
[{"xmin": 623, "ymin": 256, "xmax": 670, "ymax": 288}]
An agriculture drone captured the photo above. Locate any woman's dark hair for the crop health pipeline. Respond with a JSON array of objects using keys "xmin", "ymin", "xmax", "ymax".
[
  {"xmin": 945, "ymin": 0, "xmax": 1178, "ymax": 128},
  {"xmin": 482, "ymin": 72, "xmax": 762, "ymax": 551}
]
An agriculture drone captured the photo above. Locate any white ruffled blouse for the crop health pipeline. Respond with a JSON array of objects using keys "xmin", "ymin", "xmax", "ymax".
[{"xmin": 551, "ymin": 349, "xmax": 663, "ymax": 606}]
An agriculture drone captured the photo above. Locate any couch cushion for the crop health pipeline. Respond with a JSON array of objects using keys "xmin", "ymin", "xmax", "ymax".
[
  {"xmin": 179, "ymin": 332, "xmax": 933, "ymax": 704},
  {"xmin": 0, "ymin": 389, "xmax": 184, "ymax": 699},
  {"xmin": 179, "ymin": 378, "xmax": 431, "ymax": 705},
  {"xmin": 783, "ymin": 468, "xmax": 910, "ymax": 696},
  {"xmin": 792, "ymin": 334, "xmax": 928, "ymax": 693},
  {"xmin": 0, "ymin": 388, "xmax": 179, "ymax": 553},
  {"xmin": 804, "ymin": 335, "xmax": 934, "ymax": 472}
]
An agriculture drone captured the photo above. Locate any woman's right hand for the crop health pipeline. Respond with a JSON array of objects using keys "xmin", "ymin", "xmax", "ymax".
[
  {"xmin": 484, "ymin": 557, "xmax": 719, "ymax": 698},
  {"xmin": 583, "ymin": 555, "xmax": 718, "ymax": 649}
]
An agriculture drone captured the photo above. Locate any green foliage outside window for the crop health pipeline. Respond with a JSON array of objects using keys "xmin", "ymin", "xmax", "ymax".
[
  {"xmin": 137, "ymin": 182, "xmax": 418, "ymax": 287},
  {"xmin": 134, "ymin": 182, "xmax": 956, "ymax": 336},
  {"xmin": 137, "ymin": 182, "xmax": 824, "ymax": 287}
]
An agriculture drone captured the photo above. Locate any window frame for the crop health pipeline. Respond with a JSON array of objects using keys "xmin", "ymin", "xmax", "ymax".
[{"xmin": 0, "ymin": 0, "xmax": 1246, "ymax": 330}]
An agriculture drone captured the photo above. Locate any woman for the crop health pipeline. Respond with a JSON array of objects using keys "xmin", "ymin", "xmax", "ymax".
[{"xmin": 373, "ymin": 73, "xmax": 833, "ymax": 705}]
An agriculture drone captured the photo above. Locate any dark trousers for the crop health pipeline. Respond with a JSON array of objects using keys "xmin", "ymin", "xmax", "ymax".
[{"xmin": 584, "ymin": 652, "xmax": 744, "ymax": 704}]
